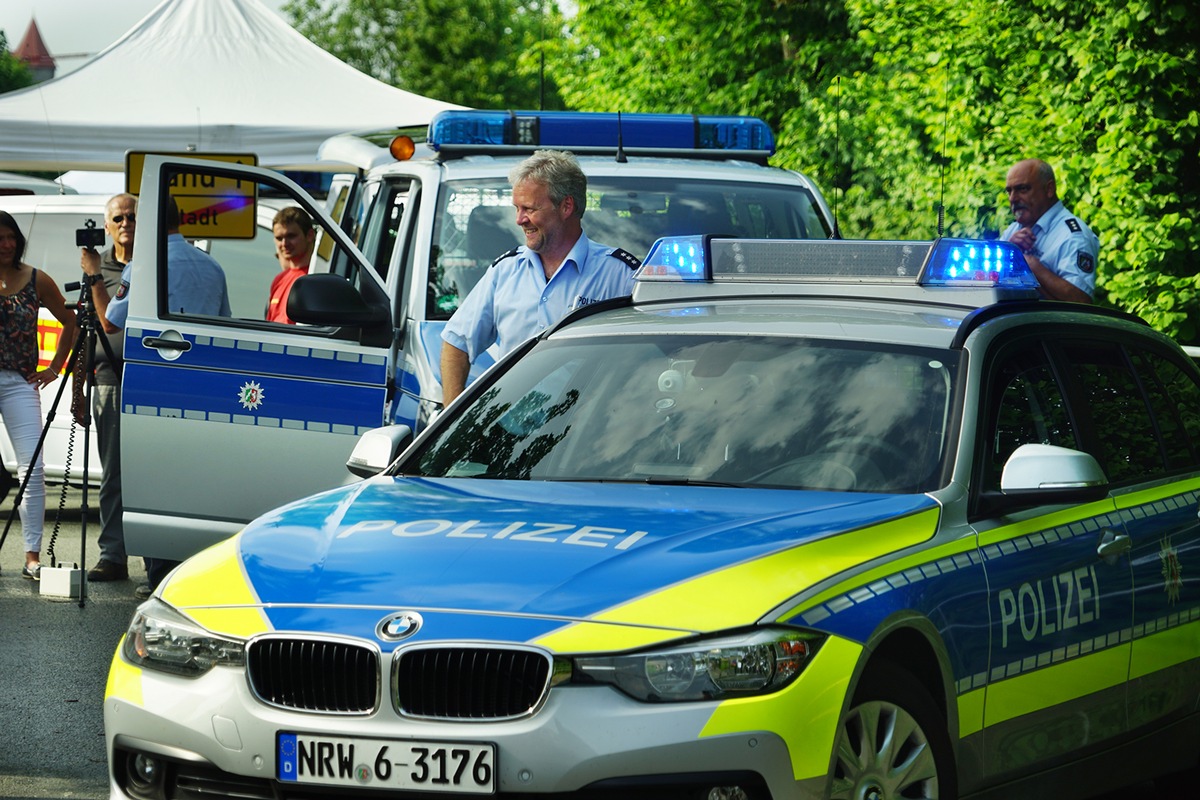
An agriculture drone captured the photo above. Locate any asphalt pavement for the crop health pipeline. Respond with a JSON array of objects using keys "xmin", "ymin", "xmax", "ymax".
[{"xmin": 0, "ymin": 485, "xmax": 142, "ymax": 800}]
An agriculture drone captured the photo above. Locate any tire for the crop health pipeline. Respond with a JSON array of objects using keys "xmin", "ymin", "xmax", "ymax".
[{"xmin": 828, "ymin": 662, "xmax": 957, "ymax": 800}]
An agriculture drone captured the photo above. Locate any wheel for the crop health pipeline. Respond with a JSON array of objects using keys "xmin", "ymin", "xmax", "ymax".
[{"xmin": 828, "ymin": 662, "xmax": 956, "ymax": 800}]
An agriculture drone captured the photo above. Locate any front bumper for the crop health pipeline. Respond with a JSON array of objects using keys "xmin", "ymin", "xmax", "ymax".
[{"xmin": 105, "ymin": 636, "xmax": 854, "ymax": 800}]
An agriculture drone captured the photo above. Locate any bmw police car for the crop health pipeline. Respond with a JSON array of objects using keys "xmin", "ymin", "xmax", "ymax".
[
  {"xmin": 119, "ymin": 110, "xmax": 834, "ymax": 564},
  {"xmin": 104, "ymin": 237, "xmax": 1200, "ymax": 800}
]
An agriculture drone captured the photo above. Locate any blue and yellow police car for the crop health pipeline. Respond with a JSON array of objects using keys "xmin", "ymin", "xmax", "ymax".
[{"xmin": 104, "ymin": 236, "xmax": 1200, "ymax": 800}]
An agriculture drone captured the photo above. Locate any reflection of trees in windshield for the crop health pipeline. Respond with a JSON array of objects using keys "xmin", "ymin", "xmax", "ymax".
[
  {"xmin": 416, "ymin": 386, "xmax": 579, "ymax": 479},
  {"xmin": 413, "ymin": 336, "xmax": 955, "ymax": 492}
]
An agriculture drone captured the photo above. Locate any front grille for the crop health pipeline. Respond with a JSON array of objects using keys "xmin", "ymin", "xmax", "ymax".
[
  {"xmin": 394, "ymin": 646, "xmax": 552, "ymax": 719},
  {"xmin": 247, "ymin": 637, "xmax": 378, "ymax": 714}
]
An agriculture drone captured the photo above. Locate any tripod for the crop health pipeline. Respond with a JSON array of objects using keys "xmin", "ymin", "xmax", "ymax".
[{"xmin": 0, "ymin": 276, "xmax": 115, "ymax": 607}]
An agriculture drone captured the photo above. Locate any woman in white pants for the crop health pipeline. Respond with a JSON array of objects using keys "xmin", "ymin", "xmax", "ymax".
[{"xmin": 0, "ymin": 211, "xmax": 78, "ymax": 580}]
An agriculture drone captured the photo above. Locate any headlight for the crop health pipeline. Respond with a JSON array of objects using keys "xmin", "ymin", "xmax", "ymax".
[
  {"xmin": 572, "ymin": 628, "xmax": 823, "ymax": 702},
  {"xmin": 122, "ymin": 599, "xmax": 245, "ymax": 677}
]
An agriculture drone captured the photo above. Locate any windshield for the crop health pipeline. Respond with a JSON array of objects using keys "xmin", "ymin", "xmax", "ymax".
[
  {"xmin": 427, "ymin": 176, "xmax": 830, "ymax": 319},
  {"xmin": 407, "ymin": 334, "xmax": 957, "ymax": 493}
]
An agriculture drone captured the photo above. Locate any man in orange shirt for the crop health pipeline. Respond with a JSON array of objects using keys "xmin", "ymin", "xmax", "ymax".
[{"xmin": 265, "ymin": 206, "xmax": 315, "ymax": 324}]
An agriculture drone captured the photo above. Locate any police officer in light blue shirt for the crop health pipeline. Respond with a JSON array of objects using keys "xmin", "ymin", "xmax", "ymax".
[
  {"xmin": 1000, "ymin": 158, "xmax": 1098, "ymax": 303},
  {"xmin": 107, "ymin": 198, "xmax": 232, "ymax": 329},
  {"xmin": 440, "ymin": 150, "xmax": 640, "ymax": 405}
]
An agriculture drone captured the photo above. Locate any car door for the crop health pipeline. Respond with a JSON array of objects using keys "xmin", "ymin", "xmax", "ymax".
[
  {"xmin": 971, "ymin": 334, "xmax": 1134, "ymax": 778},
  {"xmin": 1105, "ymin": 342, "xmax": 1200, "ymax": 736},
  {"xmin": 121, "ymin": 156, "xmax": 392, "ymax": 561}
]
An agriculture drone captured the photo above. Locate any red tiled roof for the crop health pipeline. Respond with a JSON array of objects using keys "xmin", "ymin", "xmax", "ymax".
[{"xmin": 14, "ymin": 19, "xmax": 56, "ymax": 69}]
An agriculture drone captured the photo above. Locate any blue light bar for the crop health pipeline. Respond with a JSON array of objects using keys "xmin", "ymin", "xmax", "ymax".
[
  {"xmin": 427, "ymin": 111, "xmax": 776, "ymax": 160},
  {"xmin": 638, "ymin": 235, "xmax": 710, "ymax": 281},
  {"xmin": 923, "ymin": 239, "xmax": 1038, "ymax": 290}
]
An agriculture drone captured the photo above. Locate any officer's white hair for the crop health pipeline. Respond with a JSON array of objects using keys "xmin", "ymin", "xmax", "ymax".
[{"xmin": 509, "ymin": 150, "xmax": 587, "ymax": 219}]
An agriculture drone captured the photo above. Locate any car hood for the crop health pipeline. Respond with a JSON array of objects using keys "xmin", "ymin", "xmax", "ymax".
[{"xmin": 164, "ymin": 477, "xmax": 938, "ymax": 649}]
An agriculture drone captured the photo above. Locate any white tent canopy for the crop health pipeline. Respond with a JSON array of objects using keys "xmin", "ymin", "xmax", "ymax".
[{"xmin": 0, "ymin": 0, "xmax": 462, "ymax": 172}]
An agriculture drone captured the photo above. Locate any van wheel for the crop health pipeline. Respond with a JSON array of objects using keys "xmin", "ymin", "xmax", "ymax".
[{"xmin": 828, "ymin": 662, "xmax": 956, "ymax": 800}]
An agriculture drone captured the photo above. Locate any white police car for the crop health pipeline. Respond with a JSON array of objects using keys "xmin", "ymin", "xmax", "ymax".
[
  {"xmin": 104, "ymin": 235, "xmax": 1200, "ymax": 800},
  {"xmin": 119, "ymin": 110, "xmax": 835, "ymax": 564}
]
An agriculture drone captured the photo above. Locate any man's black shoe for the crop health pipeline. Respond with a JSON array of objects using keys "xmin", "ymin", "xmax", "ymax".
[
  {"xmin": 87, "ymin": 560, "xmax": 129, "ymax": 582},
  {"xmin": 134, "ymin": 584, "xmax": 153, "ymax": 600}
]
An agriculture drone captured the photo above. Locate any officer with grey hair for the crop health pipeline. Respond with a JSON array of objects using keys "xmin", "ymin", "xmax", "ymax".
[{"xmin": 440, "ymin": 149, "xmax": 640, "ymax": 405}]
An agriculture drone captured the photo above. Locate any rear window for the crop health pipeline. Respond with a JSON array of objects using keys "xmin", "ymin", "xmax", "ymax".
[{"xmin": 427, "ymin": 176, "xmax": 830, "ymax": 319}]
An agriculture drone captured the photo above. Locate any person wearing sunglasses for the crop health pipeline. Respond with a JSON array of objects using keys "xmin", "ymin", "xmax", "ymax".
[{"xmin": 76, "ymin": 193, "xmax": 136, "ymax": 586}]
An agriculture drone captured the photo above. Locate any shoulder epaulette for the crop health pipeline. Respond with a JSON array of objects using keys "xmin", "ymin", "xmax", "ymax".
[
  {"xmin": 610, "ymin": 248, "xmax": 642, "ymax": 269},
  {"xmin": 490, "ymin": 248, "xmax": 519, "ymax": 268},
  {"xmin": 1064, "ymin": 218, "xmax": 1082, "ymax": 234}
]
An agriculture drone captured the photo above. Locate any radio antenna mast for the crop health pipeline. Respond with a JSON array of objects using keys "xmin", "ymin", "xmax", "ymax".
[
  {"xmin": 937, "ymin": 71, "xmax": 950, "ymax": 237},
  {"xmin": 833, "ymin": 76, "xmax": 841, "ymax": 237}
]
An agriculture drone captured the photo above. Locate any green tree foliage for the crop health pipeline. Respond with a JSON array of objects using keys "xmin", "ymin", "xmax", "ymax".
[
  {"xmin": 0, "ymin": 31, "xmax": 35, "ymax": 94},
  {"xmin": 549, "ymin": 0, "xmax": 1200, "ymax": 341},
  {"xmin": 282, "ymin": 0, "xmax": 565, "ymax": 109},
  {"xmin": 283, "ymin": 0, "xmax": 1200, "ymax": 340}
]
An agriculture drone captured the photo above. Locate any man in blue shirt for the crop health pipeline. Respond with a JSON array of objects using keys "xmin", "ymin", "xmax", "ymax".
[
  {"xmin": 1000, "ymin": 158, "xmax": 1099, "ymax": 303},
  {"xmin": 440, "ymin": 150, "xmax": 640, "ymax": 405},
  {"xmin": 107, "ymin": 198, "xmax": 231, "ymax": 329}
]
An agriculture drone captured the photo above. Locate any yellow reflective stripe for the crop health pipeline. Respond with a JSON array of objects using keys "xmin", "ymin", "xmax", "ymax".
[
  {"xmin": 790, "ymin": 531, "xmax": 968, "ymax": 618},
  {"xmin": 1131, "ymin": 616, "xmax": 1200, "ymax": 679},
  {"xmin": 984, "ymin": 645, "xmax": 1128, "ymax": 726},
  {"xmin": 534, "ymin": 620, "xmax": 694, "ymax": 653},
  {"xmin": 160, "ymin": 536, "xmax": 272, "ymax": 638},
  {"xmin": 957, "ymin": 687, "xmax": 985, "ymax": 738},
  {"xmin": 1112, "ymin": 476, "xmax": 1200, "ymax": 509},
  {"xmin": 579, "ymin": 507, "xmax": 939, "ymax": 638},
  {"xmin": 977, "ymin": 496, "xmax": 1115, "ymax": 548},
  {"xmin": 701, "ymin": 636, "xmax": 862, "ymax": 781},
  {"xmin": 104, "ymin": 637, "xmax": 144, "ymax": 706}
]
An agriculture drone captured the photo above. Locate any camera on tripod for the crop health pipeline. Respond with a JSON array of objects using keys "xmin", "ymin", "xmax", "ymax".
[{"xmin": 76, "ymin": 218, "xmax": 105, "ymax": 249}]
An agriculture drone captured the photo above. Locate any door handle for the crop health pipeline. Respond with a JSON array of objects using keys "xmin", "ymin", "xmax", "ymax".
[
  {"xmin": 142, "ymin": 337, "xmax": 192, "ymax": 352},
  {"xmin": 1096, "ymin": 528, "xmax": 1131, "ymax": 564}
]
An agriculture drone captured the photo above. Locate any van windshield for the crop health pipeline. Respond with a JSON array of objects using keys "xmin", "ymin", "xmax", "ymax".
[{"xmin": 427, "ymin": 176, "xmax": 831, "ymax": 319}]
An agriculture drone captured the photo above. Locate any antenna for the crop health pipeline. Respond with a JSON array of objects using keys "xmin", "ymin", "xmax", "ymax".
[
  {"xmin": 832, "ymin": 76, "xmax": 841, "ymax": 238},
  {"xmin": 615, "ymin": 111, "xmax": 627, "ymax": 163},
  {"xmin": 936, "ymin": 71, "xmax": 950, "ymax": 237}
]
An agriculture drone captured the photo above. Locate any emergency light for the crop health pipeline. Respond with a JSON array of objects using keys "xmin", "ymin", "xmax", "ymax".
[
  {"xmin": 637, "ymin": 236, "xmax": 1039, "ymax": 294},
  {"xmin": 427, "ymin": 111, "xmax": 776, "ymax": 162}
]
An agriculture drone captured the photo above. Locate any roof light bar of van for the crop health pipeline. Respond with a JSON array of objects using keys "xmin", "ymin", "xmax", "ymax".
[
  {"xmin": 427, "ymin": 111, "xmax": 776, "ymax": 160},
  {"xmin": 922, "ymin": 239, "xmax": 1038, "ymax": 290}
]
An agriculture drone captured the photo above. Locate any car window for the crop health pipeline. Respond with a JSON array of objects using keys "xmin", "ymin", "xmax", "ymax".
[
  {"xmin": 408, "ymin": 334, "xmax": 957, "ymax": 493},
  {"xmin": 1129, "ymin": 346, "xmax": 1200, "ymax": 470},
  {"xmin": 153, "ymin": 164, "xmax": 373, "ymax": 329},
  {"xmin": 425, "ymin": 176, "xmax": 832, "ymax": 321},
  {"xmin": 1057, "ymin": 339, "xmax": 1162, "ymax": 484},
  {"xmin": 979, "ymin": 341, "xmax": 1076, "ymax": 493}
]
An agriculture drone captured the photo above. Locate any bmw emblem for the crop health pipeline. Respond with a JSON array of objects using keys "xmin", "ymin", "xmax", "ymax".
[{"xmin": 377, "ymin": 611, "xmax": 423, "ymax": 641}]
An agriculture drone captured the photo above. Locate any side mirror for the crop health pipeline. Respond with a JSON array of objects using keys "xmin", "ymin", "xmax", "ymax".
[
  {"xmin": 287, "ymin": 273, "xmax": 389, "ymax": 327},
  {"xmin": 1001, "ymin": 443, "xmax": 1106, "ymax": 490},
  {"xmin": 346, "ymin": 425, "xmax": 414, "ymax": 478},
  {"xmin": 975, "ymin": 444, "xmax": 1109, "ymax": 517}
]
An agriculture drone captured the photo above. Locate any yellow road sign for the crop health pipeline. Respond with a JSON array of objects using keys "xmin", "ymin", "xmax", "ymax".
[{"xmin": 125, "ymin": 151, "xmax": 259, "ymax": 239}]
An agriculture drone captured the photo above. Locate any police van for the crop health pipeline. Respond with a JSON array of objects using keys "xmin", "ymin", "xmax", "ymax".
[{"xmin": 115, "ymin": 110, "xmax": 836, "ymax": 562}]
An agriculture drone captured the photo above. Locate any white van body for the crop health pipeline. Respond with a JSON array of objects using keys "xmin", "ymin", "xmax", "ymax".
[{"xmin": 85, "ymin": 112, "xmax": 840, "ymax": 561}]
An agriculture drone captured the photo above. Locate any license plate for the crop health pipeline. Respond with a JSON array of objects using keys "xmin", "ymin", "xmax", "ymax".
[{"xmin": 277, "ymin": 732, "xmax": 496, "ymax": 794}]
